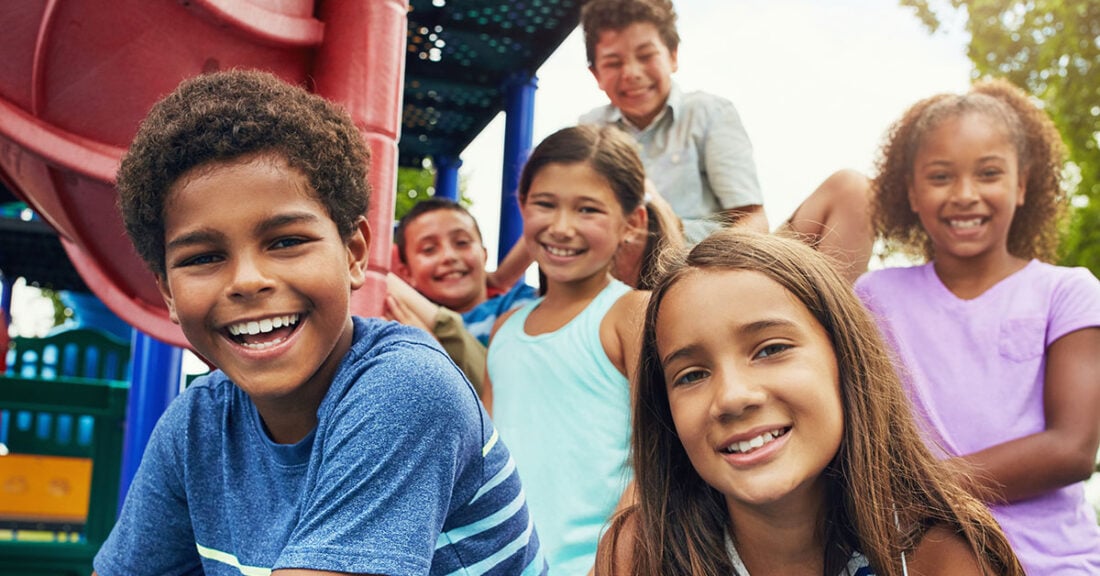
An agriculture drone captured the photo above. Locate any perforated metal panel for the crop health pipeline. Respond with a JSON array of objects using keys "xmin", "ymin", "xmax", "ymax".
[{"xmin": 401, "ymin": 0, "xmax": 582, "ymax": 166}]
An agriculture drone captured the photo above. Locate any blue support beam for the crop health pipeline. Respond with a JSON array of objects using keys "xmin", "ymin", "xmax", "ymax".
[
  {"xmin": 119, "ymin": 331, "xmax": 182, "ymax": 510},
  {"xmin": 499, "ymin": 73, "xmax": 538, "ymax": 264},
  {"xmin": 434, "ymin": 155, "xmax": 462, "ymax": 201},
  {"xmin": 0, "ymin": 274, "xmax": 11, "ymax": 325}
]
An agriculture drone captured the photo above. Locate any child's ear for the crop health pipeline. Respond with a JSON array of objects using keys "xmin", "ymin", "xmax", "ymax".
[
  {"xmin": 155, "ymin": 274, "xmax": 180, "ymax": 325},
  {"xmin": 669, "ymin": 48, "xmax": 679, "ymax": 74},
  {"xmin": 1016, "ymin": 170, "xmax": 1028, "ymax": 206},
  {"xmin": 907, "ymin": 182, "xmax": 919, "ymax": 213},
  {"xmin": 627, "ymin": 204, "xmax": 648, "ymax": 241},
  {"xmin": 347, "ymin": 217, "xmax": 371, "ymax": 290}
]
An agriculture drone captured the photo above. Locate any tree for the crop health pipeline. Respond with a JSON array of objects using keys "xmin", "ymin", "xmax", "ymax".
[
  {"xmin": 901, "ymin": 0, "xmax": 1100, "ymax": 273},
  {"xmin": 394, "ymin": 160, "xmax": 470, "ymax": 222}
]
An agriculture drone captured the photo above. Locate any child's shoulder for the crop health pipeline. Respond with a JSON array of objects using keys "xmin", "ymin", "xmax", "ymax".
[
  {"xmin": 856, "ymin": 262, "xmax": 932, "ymax": 292},
  {"xmin": 353, "ymin": 316, "xmax": 483, "ymax": 394}
]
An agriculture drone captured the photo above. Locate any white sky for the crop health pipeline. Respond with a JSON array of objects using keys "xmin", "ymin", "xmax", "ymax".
[{"xmin": 460, "ymin": 0, "xmax": 973, "ymax": 265}]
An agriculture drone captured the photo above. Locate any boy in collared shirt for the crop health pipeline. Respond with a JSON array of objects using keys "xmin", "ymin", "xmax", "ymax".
[{"xmin": 580, "ymin": 0, "xmax": 873, "ymax": 281}]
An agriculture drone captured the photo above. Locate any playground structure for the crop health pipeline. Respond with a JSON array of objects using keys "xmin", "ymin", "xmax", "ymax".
[{"xmin": 0, "ymin": 0, "xmax": 580, "ymax": 572}]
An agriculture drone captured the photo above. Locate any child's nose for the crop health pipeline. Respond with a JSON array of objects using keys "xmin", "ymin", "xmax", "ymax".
[
  {"xmin": 709, "ymin": 367, "xmax": 767, "ymax": 420},
  {"xmin": 549, "ymin": 209, "xmax": 575, "ymax": 236},
  {"xmin": 228, "ymin": 255, "xmax": 275, "ymax": 298},
  {"xmin": 951, "ymin": 178, "xmax": 980, "ymax": 204}
]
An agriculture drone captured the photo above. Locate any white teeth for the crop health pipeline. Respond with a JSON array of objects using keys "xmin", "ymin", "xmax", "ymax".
[
  {"xmin": 228, "ymin": 314, "xmax": 299, "ymax": 337},
  {"xmin": 949, "ymin": 218, "xmax": 983, "ymax": 229},
  {"xmin": 725, "ymin": 429, "xmax": 785, "ymax": 455},
  {"xmin": 545, "ymin": 245, "xmax": 580, "ymax": 257}
]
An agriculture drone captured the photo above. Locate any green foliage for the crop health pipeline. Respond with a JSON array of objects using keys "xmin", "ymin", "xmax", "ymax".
[
  {"xmin": 900, "ymin": 0, "xmax": 1100, "ymax": 274},
  {"xmin": 394, "ymin": 162, "xmax": 471, "ymax": 224}
]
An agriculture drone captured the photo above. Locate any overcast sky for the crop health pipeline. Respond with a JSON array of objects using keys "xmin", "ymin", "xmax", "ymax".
[{"xmin": 460, "ymin": 0, "xmax": 973, "ymax": 265}]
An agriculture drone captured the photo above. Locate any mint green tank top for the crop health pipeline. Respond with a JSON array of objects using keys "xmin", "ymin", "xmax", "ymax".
[{"xmin": 487, "ymin": 278, "xmax": 633, "ymax": 576}]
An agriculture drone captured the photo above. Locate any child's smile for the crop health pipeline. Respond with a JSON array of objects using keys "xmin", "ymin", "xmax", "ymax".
[
  {"xmin": 401, "ymin": 209, "xmax": 489, "ymax": 313},
  {"xmin": 522, "ymin": 162, "xmax": 635, "ymax": 289},
  {"xmin": 657, "ymin": 269, "xmax": 843, "ymax": 514},
  {"xmin": 158, "ymin": 153, "xmax": 368, "ymax": 441},
  {"xmin": 590, "ymin": 22, "xmax": 678, "ymax": 129},
  {"xmin": 908, "ymin": 112, "xmax": 1025, "ymax": 268}
]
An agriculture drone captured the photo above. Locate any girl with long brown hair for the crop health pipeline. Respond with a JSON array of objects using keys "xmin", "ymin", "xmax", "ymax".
[{"xmin": 597, "ymin": 229, "xmax": 1022, "ymax": 575}]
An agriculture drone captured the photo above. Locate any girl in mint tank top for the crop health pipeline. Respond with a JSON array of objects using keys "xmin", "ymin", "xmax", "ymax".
[
  {"xmin": 485, "ymin": 125, "xmax": 680, "ymax": 576},
  {"xmin": 596, "ymin": 230, "xmax": 1022, "ymax": 576},
  {"xmin": 857, "ymin": 79, "xmax": 1100, "ymax": 575}
]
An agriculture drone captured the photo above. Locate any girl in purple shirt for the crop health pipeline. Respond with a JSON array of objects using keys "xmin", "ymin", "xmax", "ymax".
[{"xmin": 857, "ymin": 78, "xmax": 1100, "ymax": 574}]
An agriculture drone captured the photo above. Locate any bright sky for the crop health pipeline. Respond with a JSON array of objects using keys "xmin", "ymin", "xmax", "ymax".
[{"xmin": 461, "ymin": 0, "xmax": 973, "ymax": 265}]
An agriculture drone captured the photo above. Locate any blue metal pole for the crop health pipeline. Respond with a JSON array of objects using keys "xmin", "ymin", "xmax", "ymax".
[
  {"xmin": 0, "ymin": 274, "xmax": 12, "ymax": 325},
  {"xmin": 118, "ymin": 331, "xmax": 182, "ymax": 510},
  {"xmin": 499, "ymin": 73, "xmax": 538, "ymax": 264},
  {"xmin": 434, "ymin": 155, "xmax": 462, "ymax": 201}
]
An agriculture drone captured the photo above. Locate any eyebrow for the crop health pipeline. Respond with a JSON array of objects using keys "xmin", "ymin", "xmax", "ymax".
[
  {"xmin": 660, "ymin": 317, "xmax": 799, "ymax": 366},
  {"xmin": 165, "ymin": 211, "xmax": 321, "ymax": 251}
]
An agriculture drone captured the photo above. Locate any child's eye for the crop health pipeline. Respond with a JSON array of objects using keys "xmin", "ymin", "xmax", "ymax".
[
  {"xmin": 176, "ymin": 253, "xmax": 222, "ymax": 268},
  {"xmin": 533, "ymin": 200, "xmax": 555, "ymax": 209},
  {"xmin": 979, "ymin": 168, "xmax": 1004, "ymax": 179},
  {"xmin": 671, "ymin": 368, "xmax": 708, "ymax": 387},
  {"xmin": 271, "ymin": 237, "xmax": 307, "ymax": 250},
  {"xmin": 754, "ymin": 343, "xmax": 791, "ymax": 360},
  {"xmin": 579, "ymin": 206, "xmax": 604, "ymax": 214},
  {"xmin": 927, "ymin": 172, "xmax": 951, "ymax": 184}
]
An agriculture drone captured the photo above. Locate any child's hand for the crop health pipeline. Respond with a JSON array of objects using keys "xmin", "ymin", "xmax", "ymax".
[{"xmin": 384, "ymin": 294, "xmax": 434, "ymax": 334}]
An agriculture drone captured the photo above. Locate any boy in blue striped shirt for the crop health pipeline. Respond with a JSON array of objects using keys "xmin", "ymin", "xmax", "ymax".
[{"xmin": 94, "ymin": 69, "xmax": 544, "ymax": 576}]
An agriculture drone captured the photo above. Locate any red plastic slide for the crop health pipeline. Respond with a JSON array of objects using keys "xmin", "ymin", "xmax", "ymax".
[{"xmin": 0, "ymin": 0, "xmax": 405, "ymax": 348}]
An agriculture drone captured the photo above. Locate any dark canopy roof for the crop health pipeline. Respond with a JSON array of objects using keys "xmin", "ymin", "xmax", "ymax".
[{"xmin": 1, "ymin": 0, "xmax": 582, "ymax": 292}]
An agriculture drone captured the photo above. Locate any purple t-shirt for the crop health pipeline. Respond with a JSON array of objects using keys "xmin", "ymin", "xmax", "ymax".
[{"xmin": 856, "ymin": 260, "xmax": 1100, "ymax": 575}]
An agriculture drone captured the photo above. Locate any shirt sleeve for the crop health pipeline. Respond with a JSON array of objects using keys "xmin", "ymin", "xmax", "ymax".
[
  {"xmin": 701, "ymin": 97, "xmax": 763, "ymax": 210},
  {"xmin": 275, "ymin": 339, "xmax": 483, "ymax": 574},
  {"xmin": 1047, "ymin": 266, "xmax": 1100, "ymax": 344},
  {"xmin": 93, "ymin": 398, "xmax": 202, "ymax": 576}
]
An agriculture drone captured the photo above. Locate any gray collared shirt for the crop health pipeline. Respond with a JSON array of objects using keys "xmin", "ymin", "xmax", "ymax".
[{"xmin": 580, "ymin": 82, "xmax": 762, "ymax": 242}]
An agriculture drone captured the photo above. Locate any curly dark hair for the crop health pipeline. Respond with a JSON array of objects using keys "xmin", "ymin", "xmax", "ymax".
[
  {"xmin": 871, "ymin": 78, "xmax": 1066, "ymax": 263},
  {"xmin": 580, "ymin": 0, "xmax": 680, "ymax": 67},
  {"xmin": 117, "ymin": 69, "xmax": 370, "ymax": 276}
]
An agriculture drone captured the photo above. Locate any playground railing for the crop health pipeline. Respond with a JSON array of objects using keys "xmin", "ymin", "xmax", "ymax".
[{"xmin": 1, "ymin": 328, "xmax": 131, "ymax": 575}]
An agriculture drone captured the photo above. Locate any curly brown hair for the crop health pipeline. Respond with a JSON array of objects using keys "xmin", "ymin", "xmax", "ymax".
[
  {"xmin": 871, "ymin": 78, "xmax": 1066, "ymax": 263},
  {"xmin": 599, "ymin": 230, "xmax": 1023, "ymax": 576},
  {"xmin": 117, "ymin": 69, "xmax": 370, "ymax": 276},
  {"xmin": 580, "ymin": 0, "xmax": 680, "ymax": 67}
]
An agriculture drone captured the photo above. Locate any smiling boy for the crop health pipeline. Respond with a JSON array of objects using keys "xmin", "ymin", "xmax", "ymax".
[
  {"xmin": 93, "ymin": 70, "xmax": 544, "ymax": 576},
  {"xmin": 579, "ymin": 0, "xmax": 767, "ymax": 243},
  {"xmin": 579, "ymin": 0, "xmax": 874, "ymax": 281},
  {"xmin": 392, "ymin": 198, "xmax": 536, "ymax": 346}
]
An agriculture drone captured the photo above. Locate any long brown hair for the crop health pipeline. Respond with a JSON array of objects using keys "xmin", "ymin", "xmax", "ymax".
[
  {"xmin": 871, "ymin": 78, "xmax": 1067, "ymax": 263},
  {"xmin": 601, "ymin": 229, "xmax": 1022, "ymax": 576}
]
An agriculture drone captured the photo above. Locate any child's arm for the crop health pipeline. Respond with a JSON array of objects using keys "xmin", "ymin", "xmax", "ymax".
[
  {"xmin": 704, "ymin": 98, "xmax": 769, "ymax": 234},
  {"xmin": 594, "ymin": 506, "xmax": 639, "ymax": 576},
  {"xmin": 906, "ymin": 525, "xmax": 985, "ymax": 575},
  {"xmin": 486, "ymin": 236, "xmax": 534, "ymax": 291},
  {"xmin": 957, "ymin": 327, "xmax": 1100, "ymax": 502}
]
